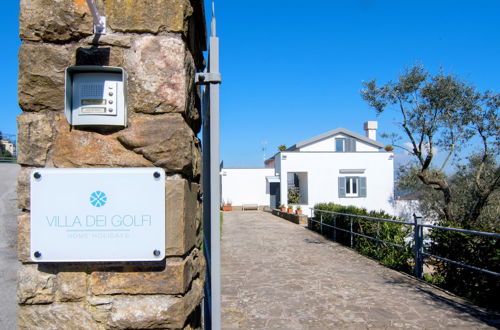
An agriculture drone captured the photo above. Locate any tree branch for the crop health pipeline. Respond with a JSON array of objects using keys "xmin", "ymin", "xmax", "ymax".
[{"xmin": 397, "ymin": 95, "xmax": 424, "ymax": 165}]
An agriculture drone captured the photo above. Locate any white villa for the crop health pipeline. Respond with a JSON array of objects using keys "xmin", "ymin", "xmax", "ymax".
[{"xmin": 221, "ymin": 121, "xmax": 395, "ymax": 216}]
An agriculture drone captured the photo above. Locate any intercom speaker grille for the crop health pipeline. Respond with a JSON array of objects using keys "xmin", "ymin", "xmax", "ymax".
[{"xmin": 80, "ymin": 83, "xmax": 104, "ymax": 98}]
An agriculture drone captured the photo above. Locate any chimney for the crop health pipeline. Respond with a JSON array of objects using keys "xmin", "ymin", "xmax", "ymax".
[{"xmin": 364, "ymin": 121, "xmax": 378, "ymax": 140}]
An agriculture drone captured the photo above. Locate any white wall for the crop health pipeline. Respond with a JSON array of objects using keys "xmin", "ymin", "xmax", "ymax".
[
  {"xmin": 277, "ymin": 151, "xmax": 394, "ymax": 216},
  {"xmin": 220, "ymin": 168, "xmax": 275, "ymax": 207}
]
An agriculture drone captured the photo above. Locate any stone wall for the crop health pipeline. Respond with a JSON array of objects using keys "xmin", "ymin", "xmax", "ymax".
[
  {"xmin": 17, "ymin": 0, "xmax": 206, "ymax": 328},
  {"xmin": 271, "ymin": 209, "xmax": 309, "ymax": 225}
]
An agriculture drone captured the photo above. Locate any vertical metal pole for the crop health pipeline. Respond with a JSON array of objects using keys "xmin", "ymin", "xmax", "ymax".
[
  {"xmin": 208, "ymin": 31, "xmax": 221, "ymax": 330},
  {"xmin": 202, "ymin": 5, "xmax": 221, "ymax": 329},
  {"xmin": 320, "ymin": 212, "xmax": 323, "ymax": 235},
  {"xmin": 413, "ymin": 214, "xmax": 423, "ymax": 279},
  {"xmin": 350, "ymin": 217, "xmax": 353, "ymax": 248},
  {"xmin": 333, "ymin": 215, "xmax": 336, "ymax": 242},
  {"xmin": 202, "ymin": 86, "xmax": 212, "ymax": 329},
  {"xmin": 376, "ymin": 221, "xmax": 380, "ymax": 258}
]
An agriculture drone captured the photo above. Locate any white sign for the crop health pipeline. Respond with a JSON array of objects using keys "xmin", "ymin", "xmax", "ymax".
[{"xmin": 30, "ymin": 168, "xmax": 165, "ymax": 262}]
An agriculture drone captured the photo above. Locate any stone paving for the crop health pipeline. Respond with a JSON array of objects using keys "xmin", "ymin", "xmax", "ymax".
[
  {"xmin": 0, "ymin": 164, "xmax": 20, "ymax": 329},
  {"xmin": 221, "ymin": 211, "xmax": 499, "ymax": 329}
]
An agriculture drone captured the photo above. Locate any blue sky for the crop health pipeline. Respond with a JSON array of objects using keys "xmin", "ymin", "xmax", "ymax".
[{"xmin": 2, "ymin": 1, "xmax": 499, "ymax": 168}]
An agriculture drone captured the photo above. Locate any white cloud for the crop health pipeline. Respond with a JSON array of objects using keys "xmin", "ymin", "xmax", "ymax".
[{"xmin": 402, "ymin": 142, "xmax": 438, "ymax": 156}]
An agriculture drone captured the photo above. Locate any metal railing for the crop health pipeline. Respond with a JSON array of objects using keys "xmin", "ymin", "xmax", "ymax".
[
  {"xmin": 309, "ymin": 208, "xmax": 500, "ymax": 279},
  {"xmin": 0, "ymin": 156, "xmax": 17, "ymax": 163}
]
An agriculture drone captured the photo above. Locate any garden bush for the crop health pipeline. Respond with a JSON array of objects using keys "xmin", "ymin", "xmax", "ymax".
[{"xmin": 312, "ymin": 203, "xmax": 413, "ymax": 273}]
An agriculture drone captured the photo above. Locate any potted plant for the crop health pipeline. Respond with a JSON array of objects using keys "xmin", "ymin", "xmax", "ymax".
[
  {"xmin": 221, "ymin": 200, "xmax": 232, "ymax": 211},
  {"xmin": 278, "ymin": 145, "xmax": 287, "ymax": 151},
  {"xmin": 279, "ymin": 204, "xmax": 286, "ymax": 212},
  {"xmin": 288, "ymin": 205, "xmax": 294, "ymax": 213},
  {"xmin": 384, "ymin": 145, "xmax": 394, "ymax": 152},
  {"xmin": 296, "ymin": 206, "xmax": 302, "ymax": 215}
]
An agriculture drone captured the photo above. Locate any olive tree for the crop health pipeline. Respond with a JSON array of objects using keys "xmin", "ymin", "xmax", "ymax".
[{"xmin": 361, "ymin": 65, "xmax": 499, "ymax": 226}]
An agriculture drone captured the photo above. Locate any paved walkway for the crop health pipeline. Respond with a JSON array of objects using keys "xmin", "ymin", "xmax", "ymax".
[
  {"xmin": 0, "ymin": 164, "xmax": 20, "ymax": 329},
  {"xmin": 221, "ymin": 211, "xmax": 498, "ymax": 329}
]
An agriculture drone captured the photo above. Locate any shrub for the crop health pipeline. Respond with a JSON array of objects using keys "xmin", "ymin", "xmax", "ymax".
[
  {"xmin": 312, "ymin": 203, "xmax": 413, "ymax": 273},
  {"xmin": 287, "ymin": 187, "xmax": 301, "ymax": 204}
]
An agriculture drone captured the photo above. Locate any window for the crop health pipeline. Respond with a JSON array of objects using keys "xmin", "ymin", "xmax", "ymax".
[
  {"xmin": 287, "ymin": 172, "xmax": 308, "ymax": 204},
  {"xmin": 338, "ymin": 176, "xmax": 366, "ymax": 198},
  {"xmin": 335, "ymin": 138, "xmax": 345, "ymax": 152},
  {"xmin": 345, "ymin": 177, "xmax": 358, "ymax": 196},
  {"xmin": 335, "ymin": 138, "xmax": 356, "ymax": 152}
]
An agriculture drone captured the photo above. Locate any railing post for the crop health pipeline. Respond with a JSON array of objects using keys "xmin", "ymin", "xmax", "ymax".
[
  {"xmin": 320, "ymin": 212, "xmax": 323, "ymax": 235},
  {"xmin": 376, "ymin": 221, "xmax": 380, "ymax": 258},
  {"xmin": 350, "ymin": 216, "xmax": 353, "ymax": 248},
  {"xmin": 333, "ymin": 215, "xmax": 336, "ymax": 242},
  {"xmin": 413, "ymin": 213, "xmax": 423, "ymax": 279}
]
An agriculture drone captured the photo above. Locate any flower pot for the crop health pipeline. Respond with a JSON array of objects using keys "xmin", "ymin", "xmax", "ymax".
[
  {"xmin": 296, "ymin": 210, "xmax": 302, "ymax": 215},
  {"xmin": 384, "ymin": 146, "xmax": 394, "ymax": 152},
  {"xmin": 280, "ymin": 207, "xmax": 286, "ymax": 212},
  {"xmin": 221, "ymin": 206, "xmax": 232, "ymax": 211},
  {"xmin": 288, "ymin": 209, "xmax": 294, "ymax": 213}
]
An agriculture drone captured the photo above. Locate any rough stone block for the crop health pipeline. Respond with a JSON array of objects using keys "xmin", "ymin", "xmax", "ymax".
[
  {"xmin": 17, "ymin": 112, "xmax": 56, "ymax": 167},
  {"xmin": 17, "ymin": 213, "xmax": 31, "ymax": 263},
  {"xmin": 19, "ymin": 0, "xmax": 93, "ymax": 43},
  {"xmin": 87, "ymin": 296, "xmax": 113, "ymax": 325},
  {"xmin": 105, "ymin": 0, "xmax": 193, "ymax": 34},
  {"xmin": 17, "ymin": 264, "xmax": 56, "ymax": 304},
  {"xmin": 90, "ymin": 248, "xmax": 203, "ymax": 295},
  {"xmin": 18, "ymin": 43, "xmax": 74, "ymax": 112},
  {"xmin": 124, "ymin": 35, "xmax": 189, "ymax": 114},
  {"xmin": 184, "ymin": 50, "xmax": 202, "ymax": 133},
  {"xmin": 106, "ymin": 277, "xmax": 204, "ymax": 329},
  {"xmin": 52, "ymin": 117, "xmax": 153, "ymax": 168},
  {"xmin": 18, "ymin": 303, "xmax": 100, "ymax": 330},
  {"xmin": 83, "ymin": 34, "xmax": 133, "ymax": 48},
  {"xmin": 17, "ymin": 167, "xmax": 32, "ymax": 211},
  {"xmin": 118, "ymin": 114, "xmax": 201, "ymax": 177},
  {"xmin": 165, "ymin": 178, "xmax": 200, "ymax": 256},
  {"xmin": 56, "ymin": 272, "xmax": 87, "ymax": 302}
]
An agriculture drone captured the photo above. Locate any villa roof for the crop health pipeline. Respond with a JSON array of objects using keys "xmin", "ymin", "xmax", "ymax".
[
  {"xmin": 287, "ymin": 127, "xmax": 384, "ymax": 151},
  {"xmin": 264, "ymin": 127, "xmax": 385, "ymax": 164}
]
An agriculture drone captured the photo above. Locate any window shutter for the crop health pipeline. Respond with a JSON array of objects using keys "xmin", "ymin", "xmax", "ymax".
[
  {"xmin": 335, "ymin": 138, "xmax": 344, "ymax": 152},
  {"xmin": 359, "ymin": 177, "xmax": 367, "ymax": 197},
  {"xmin": 346, "ymin": 138, "xmax": 356, "ymax": 152},
  {"xmin": 338, "ymin": 177, "xmax": 346, "ymax": 198}
]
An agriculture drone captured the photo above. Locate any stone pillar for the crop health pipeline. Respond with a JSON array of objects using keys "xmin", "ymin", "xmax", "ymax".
[{"xmin": 17, "ymin": 1, "xmax": 206, "ymax": 328}]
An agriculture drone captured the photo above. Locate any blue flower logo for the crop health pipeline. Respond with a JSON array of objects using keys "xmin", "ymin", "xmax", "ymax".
[{"xmin": 90, "ymin": 191, "xmax": 107, "ymax": 207}]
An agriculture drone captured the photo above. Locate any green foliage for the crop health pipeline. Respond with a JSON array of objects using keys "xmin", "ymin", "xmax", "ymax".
[
  {"xmin": 278, "ymin": 144, "xmax": 287, "ymax": 151},
  {"xmin": 398, "ymin": 156, "xmax": 499, "ymax": 308},
  {"xmin": 1, "ymin": 149, "xmax": 12, "ymax": 158},
  {"xmin": 361, "ymin": 64, "xmax": 499, "ymax": 223},
  {"xmin": 287, "ymin": 187, "xmax": 301, "ymax": 204},
  {"xmin": 312, "ymin": 203, "xmax": 413, "ymax": 273},
  {"xmin": 428, "ymin": 229, "xmax": 499, "ymax": 307},
  {"xmin": 363, "ymin": 65, "xmax": 499, "ymax": 308}
]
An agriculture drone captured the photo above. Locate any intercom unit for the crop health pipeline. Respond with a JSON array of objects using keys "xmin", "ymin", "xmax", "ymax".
[{"xmin": 65, "ymin": 66, "xmax": 127, "ymax": 127}]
